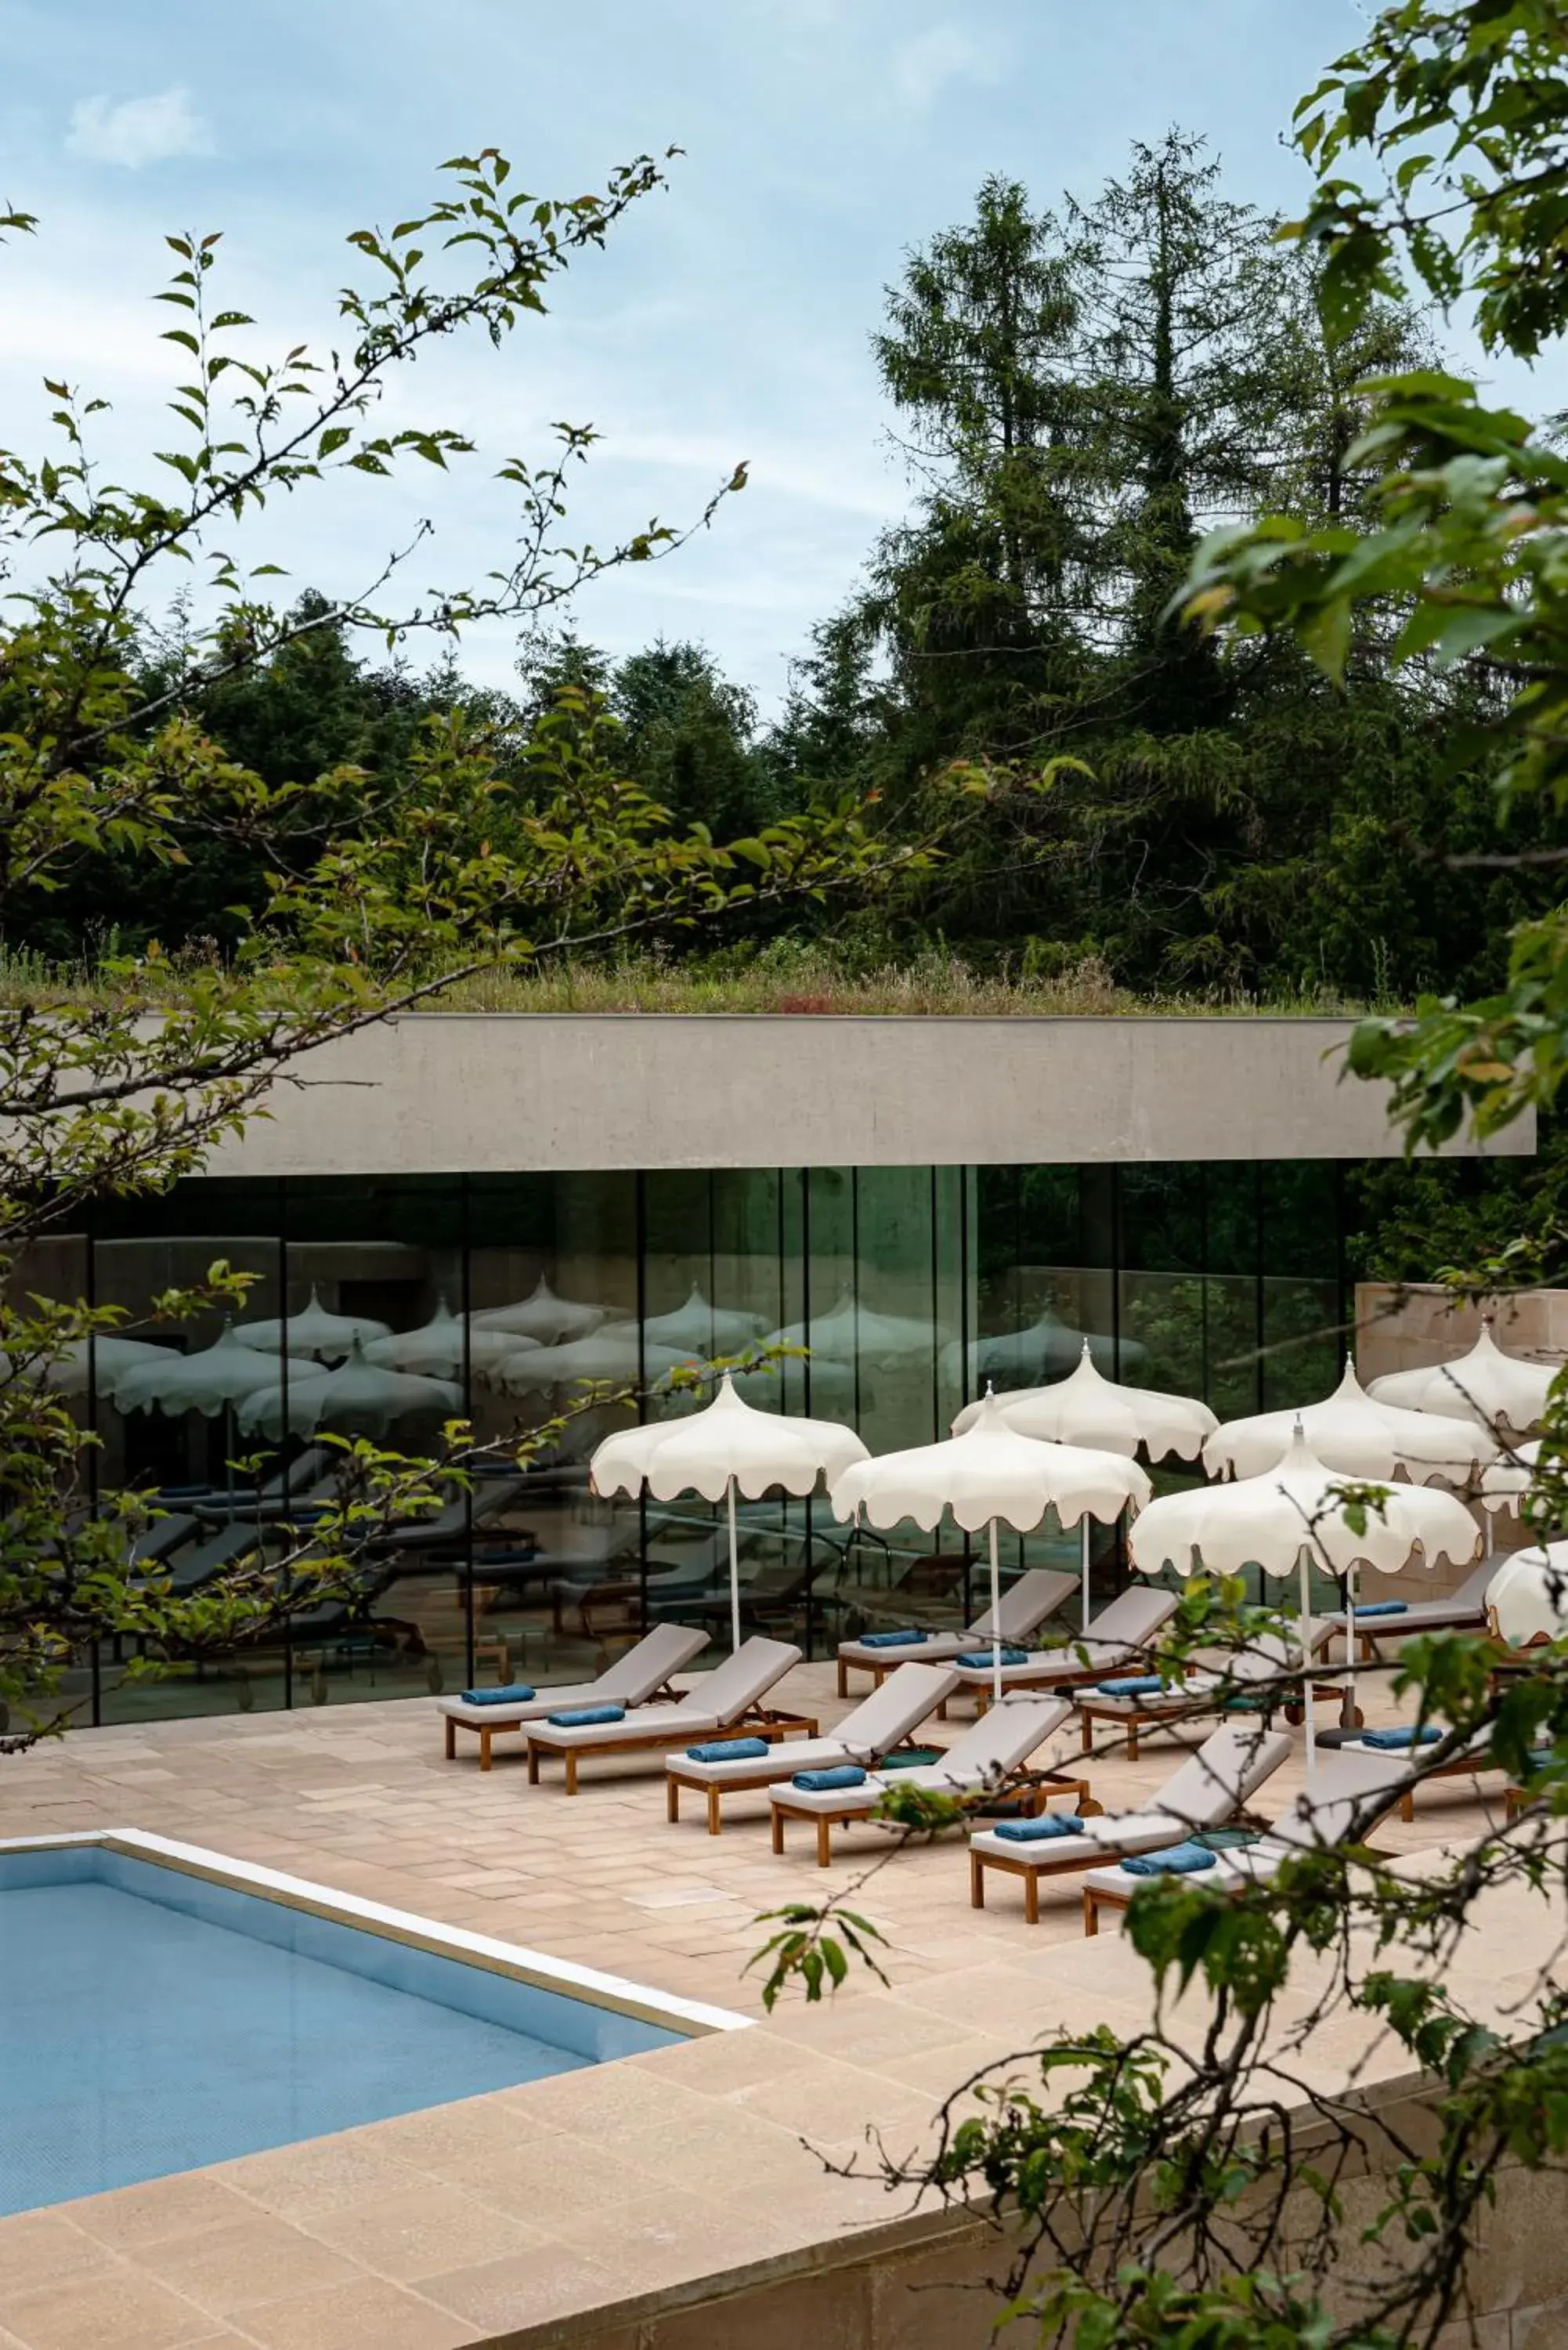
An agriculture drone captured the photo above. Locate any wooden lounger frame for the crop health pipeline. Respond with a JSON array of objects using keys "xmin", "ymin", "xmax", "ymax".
[
  {"xmin": 771, "ymin": 1767, "xmax": 1099, "ymax": 1870},
  {"xmin": 1079, "ymin": 1789, "xmax": 1405, "ymax": 1936},
  {"xmin": 970, "ymin": 1799, "xmax": 1252, "ymax": 1927},
  {"xmin": 528, "ymin": 1706, "xmax": 819, "ymax": 1796}
]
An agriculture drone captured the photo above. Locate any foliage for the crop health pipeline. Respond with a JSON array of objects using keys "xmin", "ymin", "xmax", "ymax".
[{"xmin": 0, "ymin": 154, "xmax": 910, "ymax": 1746}]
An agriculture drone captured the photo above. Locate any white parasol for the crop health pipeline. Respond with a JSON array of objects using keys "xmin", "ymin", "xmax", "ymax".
[
  {"xmin": 591, "ymin": 1372, "xmax": 869, "ymax": 1650},
  {"xmin": 363, "ymin": 1296, "xmax": 534, "ymax": 1378},
  {"xmin": 231, "ymin": 1285, "xmax": 390, "ymax": 1365},
  {"xmin": 1129, "ymin": 1426, "xmax": 1481, "ymax": 1776},
  {"xmin": 764, "ymin": 1287, "xmax": 944, "ymax": 1366},
  {"xmin": 829, "ymin": 1392, "xmax": 1151, "ymax": 1703},
  {"xmin": 640, "ymin": 1284, "xmax": 768, "ymax": 1354},
  {"xmin": 236, "ymin": 1336, "xmax": 461, "ymax": 1439},
  {"xmin": 1205, "ymin": 1358, "xmax": 1496, "ymax": 1486},
  {"xmin": 1368, "ymin": 1321, "xmax": 1561, "ymax": 1437},
  {"xmin": 470, "ymin": 1276, "xmax": 607, "ymax": 1346},
  {"xmin": 486, "ymin": 1325, "xmax": 699, "ymax": 1397},
  {"xmin": 43, "ymin": 1336, "xmax": 175, "ymax": 1400},
  {"xmin": 941, "ymin": 1307, "xmax": 1146, "ymax": 1392},
  {"xmin": 111, "ymin": 1321, "xmax": 291, "ymax": 1417},
  {"xmin": 1485, "ymin": 1542, "xmax": 1566, "ymax": 1648},
  {"xmin": 952, "ymin": 1341, "xmax": 1216, "ymax": 1628}
]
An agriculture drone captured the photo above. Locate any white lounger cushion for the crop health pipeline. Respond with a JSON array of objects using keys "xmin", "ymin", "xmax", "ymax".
[
  {"xmin": 836, "ymin": 1568, "xmax": 1077, "ymax": 1668},
  {"xmin": 769, "ymin": 1694, "xmax": 1072, "ymax": 1816},
  {"xmin": 1082, "ymin": 1634, "xmax": 1302, "ymax": 1718},
  {"xmin": 1319, "ymin": 1558, "xmax": 1498, "ymax": 1639},
  {"xmin": 667, "ymin": 1660, "xmax": 960, "ymax": 1788},
  {"xmin": 526, "ymin": 1636, "xmax": 801, "ymax": 1749},
  {"xmin": 968, "ymin": 1722, "xmax": 1293, "ymax": 1864},
  {"xmin": 949, "ymin": 1585, "xmax": 1180, "ymax": 1687},
  {"xmin": 437, "ymin": 1623, "xmax": 709, "ymax": 1728}
]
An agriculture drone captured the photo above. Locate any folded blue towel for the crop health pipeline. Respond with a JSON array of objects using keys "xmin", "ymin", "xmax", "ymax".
[
  {"xmin": 1122, "ymin": 1841, "xmax": 1218, "ymax": 1876},
  {"xmin": 859, "ymin": 1628, "xmax": 929, "ymax": 1649},
  {"xmin": 1096, "ymin": 1675, "xmax": 1167, "ymax": 1697},
  {"xmin": 685, "ymin": 1737, "xmax": 771, "ymax": 1762},
  {"xmin": 793, "ymin": 1765, "xmax": 868, "ymax": 1791},
  {"xmin": 1360, "ymin": 1725, "xmax": 1441, "ymax": 1749},
  {"xmin": 547, "ymin": 1705, "xmax": 625, "ymax": 1727},
  {"xmin": 459, "ymin": 1683, "xmax": 537, "ymax": 1706},
  {"xmin": 994, "ymin": 1811, "xmax": 1085, "ymax": 1842},
  {"xmin": 958, "ymin": 1646, "xmax": 1029, "ymax": 1668},
  {"xmin": 1353, "ymin": 1600, "xmax": 1409, "ymax": 1618}
]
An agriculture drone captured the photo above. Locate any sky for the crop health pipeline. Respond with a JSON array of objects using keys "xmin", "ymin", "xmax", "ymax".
[{"xmin": 0, "ymin": 0, "xmax": 1527, "ymax": 718}]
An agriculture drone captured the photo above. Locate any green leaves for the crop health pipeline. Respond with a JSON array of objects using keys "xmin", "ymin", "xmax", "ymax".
[{"xmin": 746, "ymin": 1901, "xmax": 889, "ymax": 2011}]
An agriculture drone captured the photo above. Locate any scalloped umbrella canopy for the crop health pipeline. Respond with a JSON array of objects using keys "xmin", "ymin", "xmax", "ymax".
[
  {"xmin": 230, "ymin": 1285, "xmax": 390, "ymax": 1365},
  {"xmin": 363, "ymin": 1297, "xmax": 533, "ymax": 1377},
  {"xmin": 831, "ymin": 1393, "xmax": 1152, "ymax": 1701},
  {"xmin": 592, "ymin": 1372, "xmax": 869, "ymax": 1649},
  {"xmin": 941, "ymin": 1308, "xmax": 1146, "ymax": 1390},
  {"xmin": 470, "ymin": 1276, "xmax": 607, "ymax": 1346},
  {"xmin": 764, "ymin": 1288, "xmax": 945, "ymax": 1365},
  {"xmin": 1486, "ymin": 1543, "xmax": 1566, "ymax": 1647},
  {"xmin": 1129, "ymin": 1427, "xmax": 1481, "ymax": 1776},
  {"xmin": 1205, "ymin": 1358, "xmax": 1496, "ymax": 1485},
  {"xmin": 43, "ymin": 1336, "xmax": 172, "ymax": 1400},
  {"xmin": 1368, "ymin": 1325, "xmax": 1561, "ymax": 1435},
  {"xmin": 237, "ymin": 1336, "xmax": 460, "ymax": 1440},
  {"xmin": 1477, "ymin": 1439, "xmax": 1541, "ymax": 1520},
  {"xmin": 486, "ymin": 1326, "xmax": 699, "ymax": 1397},
  {"xmin": 951, "ymin": 1340, "xmax": 1216, "ymax": 1462},
  {"xmin": 112, "ymin": 1322, "xmax": 298, "ymax": 1418},
  {"xmin": 640, "ymin": 1284, "xmax": 768, "ymax": 1354}
]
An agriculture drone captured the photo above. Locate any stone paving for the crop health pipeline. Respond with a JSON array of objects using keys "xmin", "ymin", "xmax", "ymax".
[{"xmin": 0, "ymin": 1661, "xmax": 1549, "ymax": 2348}]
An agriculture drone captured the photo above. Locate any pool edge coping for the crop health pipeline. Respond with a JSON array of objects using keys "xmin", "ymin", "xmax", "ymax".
[{"xmin": 0, "ymin": 1827, "xmax": 752, "ymax": 2041}]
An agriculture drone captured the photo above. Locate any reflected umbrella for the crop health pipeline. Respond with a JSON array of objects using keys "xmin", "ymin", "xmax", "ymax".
[
  {"xmin": 641, "ymin": 1284, "xmax": 768, "ymax": 1354},
  {"xmin": 471, "ymin": 1276, "xmax": 608, "ymax": 1346},
  {"xmin": 231, "ymin": 1285, "xmax": 390, "ymax": 1365},
  {"xmin": 942, "ymin": 1307, "xmax": 1145, "ymax": 1391},
  {"xmin": 237, "ymin": 1336, "xmax": 461, "ymax": 1438},
  {"xmin": 764, "ymin": 1287, "xmax": 944, "ymax": 1366},
  {"xmin": 485, "ymin": 1326, "xmax": 700, "ymax": 1397},
  {"xmin": 363, "ymin": 1297, "xmax": 534, "ymax": 1378}
]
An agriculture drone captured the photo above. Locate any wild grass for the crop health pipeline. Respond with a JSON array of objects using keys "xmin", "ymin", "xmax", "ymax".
[{"xmin": 0, "ymin": 942, "xmax": 1392, "ymax": 1019}]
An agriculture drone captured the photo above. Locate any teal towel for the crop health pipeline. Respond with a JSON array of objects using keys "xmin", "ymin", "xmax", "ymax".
[
  {"xmin": 459, "ymin": 1683, "xmax": 536, "ymax": 1706},
  {"xmin": 1354, "ymin": 1600, "xmax": 1409, "ymax": 1618},
  {"xmin": 685, "ymin": 1737, "xmax": 770, "ymax": 1762},
  {"xmin": 994, "ymin": 1812, "xmax": 1084, "ymax": 1843},
  {"xmin": 1122, "ymin": 1841, "xmax": 1217, "ymax": 1877},
  {"xmin": 793, "ymin": 1765, "xmax": 867, "ymax": 1791},
  {"xmin": 959, "ymin": 1646, "xmax": 1028, "ymax": 1668},
  {"xmin": 547, "ymin": 1704, "xmax": 625, "ymax": 1727},
  {"xmin": 1360, "ymin": 1724, "xmax": 1441, "ymax": 1750},
  {"xmin": 1096, "ymin": 1674, "xmax": 1165, "ymax": 1697},
  {"xmin": 860, "ymin": 1628, "xmax": 929, "ymax": 1649}
]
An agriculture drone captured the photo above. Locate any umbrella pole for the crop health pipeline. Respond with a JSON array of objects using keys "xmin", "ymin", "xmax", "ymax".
[
  {"xmin": 1081, "ymin": 1517, "xmax": 1092, "ymax": 1635},
  {"xmin": 1298, "ymin": 1544, "xmax": 1317, "ymax": 1782},
  {"xmin": 1486, "ymin": 1510, "xmax": 1494, "ymax": 1560},
  {"xmin": 989, "ymin": 1520, "xmax": 1003, "ymax": 1708},
  {"xmin": 728, "ymin": 1477, "xmax": 741, "ymax": 1656},
  {"xmin": 1340, "ymin": 1567, "xmax": 1357, "ymax": 1731}
]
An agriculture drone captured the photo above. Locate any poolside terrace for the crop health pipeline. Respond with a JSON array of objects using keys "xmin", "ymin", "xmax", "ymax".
[{"xmin": 0, "ymin": 1658, "xmax": 1558, "ymax": 2350}]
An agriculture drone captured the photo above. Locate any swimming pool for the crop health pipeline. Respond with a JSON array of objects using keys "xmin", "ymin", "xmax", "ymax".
[{"xmin": 0, "ymin": 1831, "xmax": 742, "ymax": 2215}]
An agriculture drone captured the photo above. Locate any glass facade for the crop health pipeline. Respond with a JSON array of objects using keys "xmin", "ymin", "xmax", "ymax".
[{"xmin": 34, "ymin": 1160, "xmax": 1353, "ymax": 1727}]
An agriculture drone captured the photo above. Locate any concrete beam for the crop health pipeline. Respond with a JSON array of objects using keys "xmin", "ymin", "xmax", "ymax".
[{"xmin": 202, "ymin": 1013, "xmax": 1534, "ymax": 1177}]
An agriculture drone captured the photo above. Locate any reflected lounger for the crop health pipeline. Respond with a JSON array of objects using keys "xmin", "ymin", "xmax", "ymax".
[
  {"xmin": 435, "ymin": 1623, "xmax": 709, "ymax": 1770},
  {"xmin": 664, "ymin": 1661, "xmax": 961, "ymax": 1835},
  {"xmin": 1079, "ymin": 1748, "xmax": 1414, "ymax": 1936},
  {"xmin": 524, "ymin": 1636, "xmax": 805, "ymax": 1795},
  {"xmin": 768, "ymin": 1694, "xmax": 1086, "ymax": 1867},
  {"xmin": 966, "ymin": 1723, "xmax": 1294, "ymax": 1924},
  {"xmin": 835, "ymin": 1568, "xmax": 1078, "ymax": 1697}
]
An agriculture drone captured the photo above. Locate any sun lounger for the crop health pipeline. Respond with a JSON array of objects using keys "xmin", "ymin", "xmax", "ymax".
[
  {"xmin": 967, "ymin": 1719, "xmax": 1294, "ymax": 1923},
  {"xmin": 835, "ymin": 1567, "xmax": 1078, "ymax": 1697},
  {"xmin": 1317, "ymin": 1557, "xmax": 1499, "ymax": 1660},
  {"xmin": 664, "ymin": 1659, "xmax": 962, "ymax": 1836},
  {"xmin": 945, "ymin": 1585, "xmax": 1182, "ymax": 1709},
  {"xmin": 1079, "ymin": 1746, "xmax": 1414, "ymax": 1934},
  {"xmin": 436, "ymin": 1623, "xmax": 710, "ymax": 1769},
  {"xmin": 1316, "ymin": 1722, "xmax": 1511, "ymax": 1818},
  {"xmin": 525, "ymin": 1634, "xmax": 807, "ymax": 1794},
  {"xmin": 1075, "ymin": 1626, "xmax": 1345, "ymax": 1759},
  {"xmin": 768, "ymin": 1693, "xmax": 1083, "ymax": 1866}
]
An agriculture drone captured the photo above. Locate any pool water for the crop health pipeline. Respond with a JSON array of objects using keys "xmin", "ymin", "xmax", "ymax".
[{"xmin": 0, "ymin": 1846, "xmax": 679, "ymax": 2214}]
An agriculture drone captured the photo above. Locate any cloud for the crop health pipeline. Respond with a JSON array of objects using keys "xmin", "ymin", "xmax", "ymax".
[
  {"xmin": 892, "ymin": 25, "xmax": 1000, "ymax": 111},
  {"xmin": 66, "ymin": 89, "xmax": 211, "ymax": 169}
]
